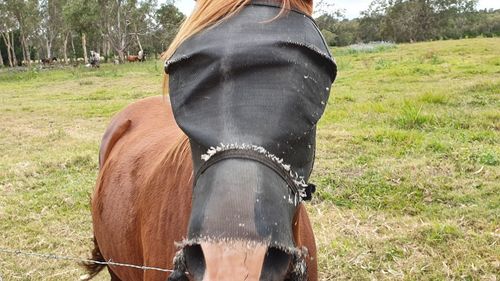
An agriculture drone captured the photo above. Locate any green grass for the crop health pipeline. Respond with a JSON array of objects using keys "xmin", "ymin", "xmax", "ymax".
[{"xmin": 1, "ymin": 38, "xmax": 499, "ymax": 280}]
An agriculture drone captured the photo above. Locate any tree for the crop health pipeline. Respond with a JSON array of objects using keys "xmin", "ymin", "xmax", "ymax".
[
  {"xmin": 63, "ymin": 0, "xmax": 98, "ymax": 63},
  {"xmin": 94, "ymin": 0, "xmax": 154, "ymax": 63},
  {"xmin": 129, "ymin": 0, "xmax": 155, "ymax": 54},
  {"xmin": 314, "ymin": 0, "xmax": 336, "ymax": 17},
  {"xmin": 0, "ymin": 0, "xmax": 17, "ymax": 66},
  {"xmin": 5, "ymin": 0, "xmax": 39, "ymax": 67},
  {"xmin": 358, "ymin": 0, "xmax": 387, "ymax": 42},
  {"xmin": 155, "ymin": 3, "xmax": 184, "ymax": 53},
  {"xmin": 0, "ymin": 41, "xmax": 4, "ymax": 66},
  {"xmin": 381, "ymin": 0, "xmax": 425, "ymax": 42},
  {"xmin": 316, "ymin": 13, "xmax": 337, "ymax": 32},
  {"xmin": 433, "ymin": 0, "xmax": 478, "ymax": 39},
  {"xmin": 356, "ymin": 0, "xmax": 479, "ymax": 43},
  {"xmin": 335, "ymin": 19, "xmax": 360, "ymax": 46},
  {"xmin": 39, "ymin": 0, "xmax": 66, "ymax": 59}
]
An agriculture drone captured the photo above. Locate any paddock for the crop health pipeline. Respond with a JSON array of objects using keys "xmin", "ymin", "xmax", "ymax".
[{"xmin": 0, "ymin": 38, "xmax": 498, "ymax": 280}]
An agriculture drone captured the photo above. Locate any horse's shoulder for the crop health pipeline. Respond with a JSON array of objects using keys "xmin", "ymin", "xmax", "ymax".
[
  {"xmin": 99, "ymin": 116, "xmax": 131, "ymax": 169},
  {"xmin": 98, "ymin": 96, "xmax": 172, "ymax": 168}
]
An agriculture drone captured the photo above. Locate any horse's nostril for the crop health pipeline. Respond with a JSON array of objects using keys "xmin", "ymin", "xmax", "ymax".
[
  {"xmin": 260, "ymin": 247, "xmax": 292, "ymax": 281},
  {"xmin": 184, "ymin": 244, "xmax": 206, "ymax": 280}
]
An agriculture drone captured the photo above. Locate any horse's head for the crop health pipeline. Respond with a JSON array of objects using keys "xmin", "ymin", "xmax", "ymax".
[{"xmin": 165, "ymin": 1, "xmax": 336, "ymax": 280}]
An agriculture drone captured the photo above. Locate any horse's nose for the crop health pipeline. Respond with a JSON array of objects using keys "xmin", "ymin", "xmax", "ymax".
[
  {"xmin": 184, "ymin": 241, "xmax": 267, "ymax": 281},
  {"xmin": 259, "ymin": 247, "xmax": 293, "ymax": 281}
]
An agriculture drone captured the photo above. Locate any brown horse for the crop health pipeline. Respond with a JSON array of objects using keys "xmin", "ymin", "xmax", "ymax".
[
  {"xmin": 85, "ymin": 0, "xmax": 336, "ymax": 280},
  {"xmin": 84, "ymin": 96, "xmax": 317, "ymax": 281}
]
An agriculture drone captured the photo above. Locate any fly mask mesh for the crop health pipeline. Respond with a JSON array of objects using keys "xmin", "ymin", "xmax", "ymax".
[{"xmin": 165, "ymin": 1, "xmax": 336, "ymax": 279}]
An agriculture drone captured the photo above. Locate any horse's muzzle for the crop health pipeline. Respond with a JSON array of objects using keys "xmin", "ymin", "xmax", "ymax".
[{"xmin": 180, "ymin": 241, "xmax": 297, "ymax": 281}]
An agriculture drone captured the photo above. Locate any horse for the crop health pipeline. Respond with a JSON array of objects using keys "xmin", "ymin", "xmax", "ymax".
[
  {"xmin": 84, "ymin": 1, "xmax": 336, "ymax": 280},
  {"xmin": 83, "ymin": 96, "xmax": 318, "ymax": 281}
]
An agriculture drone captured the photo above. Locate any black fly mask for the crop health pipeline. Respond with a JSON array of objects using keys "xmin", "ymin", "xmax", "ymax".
[{"xmin": 165, "ymin": 1, "xmax": 336, "ymax": 280}]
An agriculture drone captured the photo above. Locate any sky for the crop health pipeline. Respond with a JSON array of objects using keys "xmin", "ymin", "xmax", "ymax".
[{"xmin": 173, "ymin": 0, "xmax": 500, "ymax": 19}]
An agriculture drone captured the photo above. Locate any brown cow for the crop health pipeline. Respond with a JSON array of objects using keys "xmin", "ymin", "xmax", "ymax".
[
  {"xmin": 84, "ymin": 97, "xmax": 317, "ymax": 281},
  {"xmin": 126, "ymin": 55, "xmax": 145, "ymax": 62}
]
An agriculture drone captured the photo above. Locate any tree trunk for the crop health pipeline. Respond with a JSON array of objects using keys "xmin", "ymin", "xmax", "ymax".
[
  {"xmin": 38, "ymin": 37, "xmax": 45, "ymax": 60},
  {"xmin": 1, "ymin": 33, "xmax": 13, "ymax": 67},
  {"xmin": 19, "ymin": 26, "xmax": 31, "ymax": 68},
  {"xmin": 26, "ymin": 42, "xmax": 32, "ymax": 67},
  {"xmin": 118, "ymin": 49, "xmax": 125, "ymax": 63},
  {"xmin": 101, "ymin": 37, "xmax": 106, "ymax": 56},
  {"xmin": 46, "ymin": 36, "xmax": 52, "ymax": 58},
  {"xmin": 20, "ymin": 36, "xmax": 26, "ymax": 65},
  {"xmin": 107, "ymin": 40, "xmax": 111, "ymax": 58},
  {"xmin": 24, "ymin": 37, "xmax": 31, "ymax": 68},
  {"xmin": 117, "ymin": 1, "xmax": 126, "ymax": 63},
  {"xmin": 11, "ymin": 32, "xmax": 18, "ymax": 66},
  {"xmin": 0, "ymin": 46, "xmax": 4, "ymax": 67},
  {"xmin": 82, "ymin": 33, "xmax": 88, "ymax": 64},
  {"xmin": 134, "ymin": 24, "xmax": 142, "ymax": 53},
  {"xmin": 71, "ymin": 34, "xmax": 76, "ymax": 63},
  {"xmin": 63, "ymin": 32, "xmax": 69, "ymax": 64}
]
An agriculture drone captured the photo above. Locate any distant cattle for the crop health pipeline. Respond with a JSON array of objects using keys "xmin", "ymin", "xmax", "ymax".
[
  {"xmin": 89, "ymin": 51, "xmax": 100, "ymax": 68},
  {"xmin": 127, "ymin": 51, "xmax": 146, "ymax": 62},
  {"xmin": 126, "ymin": 55, "xmax": 140, "ymax": 62},
  {"xmin": 41, "ymin": 57, "xmax": 57, "ymax": 66}
]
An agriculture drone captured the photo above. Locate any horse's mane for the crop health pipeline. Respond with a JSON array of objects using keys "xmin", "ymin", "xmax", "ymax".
[
  {"xmin": 163, "ymin": 133, "xmax": 191, "ymax": 174},
  {"xmin": 161, "ymin": 0, "xmax": 313, "ymax": 95}
]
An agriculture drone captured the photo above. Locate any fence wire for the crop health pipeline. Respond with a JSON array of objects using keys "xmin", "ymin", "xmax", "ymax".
[{"xmin": 0, "ymin": 247, "xmax": 175, "ymax": 273}]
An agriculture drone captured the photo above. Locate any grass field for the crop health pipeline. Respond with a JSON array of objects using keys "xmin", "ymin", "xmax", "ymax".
[{"xmin": 0, "ymin": 38, "xmax": 499, "ymax": 280}]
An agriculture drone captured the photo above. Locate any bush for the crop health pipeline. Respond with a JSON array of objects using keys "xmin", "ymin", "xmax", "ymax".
[{"xmin": 321, "ymin": 29, "xmax": 336, "ymax": 47}]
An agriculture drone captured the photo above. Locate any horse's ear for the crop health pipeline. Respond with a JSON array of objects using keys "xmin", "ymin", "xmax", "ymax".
[{"xmin": 292, "ymin": 204, "xmax": 318, "ymax": 281}]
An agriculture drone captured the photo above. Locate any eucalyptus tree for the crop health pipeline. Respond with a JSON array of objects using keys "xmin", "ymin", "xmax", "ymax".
[
  {"xmin": 432, "ymin": 0, "xmax": 478, "ymax": 39},
  {"xmin": 154, "ymin": 2, "xmax": 184, "ymax": 54},
  {"xmin": 315, "ymin": 8, "xmax": 353, "ymax": 46},
  {"xmin": 63, "ymin": 0, "xmax": 99, "ymax": 63},
  {"xmin": 39, "ymin": 0, "xmax": 66, "ymax": 59},
  {"xmin": 101, "ymin": 0, "xmax": 155, "ymax": 63},
  {"xmin": 4, "ymin": 0, "xmax": 39, "ymax": 67},
  {"xmin": 381, "ymin": 0, "xmax": 427, "ymax": 42},
  {"xmin": 358, "ymin": 0, "xmax": 479, "ymax": 43},
  {"xmin": 314, "ymin": 0, "xmax": 336, "ymax": 16},
  {"xmin": 0, "ymin": 44, "xmax": 3, "ymax": 66},
  {"xmin": 130, "ymin": 0, "xmax": 155, "ymax": 54},
  {"xmin": 0, "ymin": 0, "xmax": 18, "ymax": 66},
  {"xmin": 359, "ymin": 0, "xmax": 388, "ymax": 42}
]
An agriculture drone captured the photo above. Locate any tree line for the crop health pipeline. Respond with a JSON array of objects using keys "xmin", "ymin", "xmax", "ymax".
[
  {"xmin": 318, "ymin": 0, "xmax": 500, "ymax": 47},
  {"xmin": 1, "ymin": 0, "xmax": 498, "ymax": 67},
  {"xmin": 0, "ymin": 0, "xmax": 184, "ymax": 67}
]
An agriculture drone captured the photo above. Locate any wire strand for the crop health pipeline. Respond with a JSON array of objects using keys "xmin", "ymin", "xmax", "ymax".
[{"xmin": 0, "ymin": 247, "xmax": 175, "ymax": 273}]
